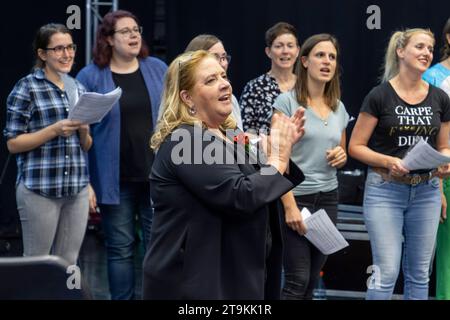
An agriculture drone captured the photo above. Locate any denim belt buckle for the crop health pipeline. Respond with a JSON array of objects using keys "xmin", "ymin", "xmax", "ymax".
[{"xmin": 410, "ymin": 174, "xmax": 422, "ymax": 186}]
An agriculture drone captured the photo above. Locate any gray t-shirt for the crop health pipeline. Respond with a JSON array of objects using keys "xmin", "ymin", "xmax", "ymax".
[{"xmin": 274, "ymin": 91, "xmax": 349, "ymax": 195}]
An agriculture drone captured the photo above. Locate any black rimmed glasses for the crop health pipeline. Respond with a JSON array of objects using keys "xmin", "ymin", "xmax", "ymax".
[
  {"xmin": 45, "ymin": 44, "xmax": 77, "ymax": 55},
  {"xmin": 114, "ymin": 26, "xmax": 143, "ymax": 38}
]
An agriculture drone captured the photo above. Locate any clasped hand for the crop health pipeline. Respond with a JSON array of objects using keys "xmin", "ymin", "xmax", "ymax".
[
  {"xmin": 436, "ymin": 164, "xmax": 450, "ymax": 179},
  {"xmin": 326, "ymin": 146, "xmax": 347, "ymax": 168},
  {"xmin": 387, "ymin": 157, "xmax": 409, "ymax": 177},
  {"xmin": 53, "ymin": 120, "xmax": 89, "ymax": 138}
]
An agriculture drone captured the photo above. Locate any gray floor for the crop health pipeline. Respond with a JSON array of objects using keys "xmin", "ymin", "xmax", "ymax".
[{"xmin": 78, "ymin": 227, "xmax": 145, "ymax": 300}]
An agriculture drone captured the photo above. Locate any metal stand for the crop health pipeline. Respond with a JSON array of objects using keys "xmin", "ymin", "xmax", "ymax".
[{"xmin": 85, "ymin": 0, "xmax": 119, "ymax": 64}]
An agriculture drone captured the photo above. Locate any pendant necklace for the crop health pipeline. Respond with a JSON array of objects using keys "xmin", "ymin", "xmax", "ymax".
[{"xmin": 313, "ymin": 106, "xmax": 329, "ymax": 126}]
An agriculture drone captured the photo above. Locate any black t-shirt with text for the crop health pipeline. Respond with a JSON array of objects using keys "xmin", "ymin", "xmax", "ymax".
[{"xmin": 360, "ymin": 81, "xmax": 450, "ymax": 159}]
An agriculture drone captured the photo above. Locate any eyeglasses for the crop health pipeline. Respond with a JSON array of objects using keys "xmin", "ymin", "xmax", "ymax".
[
  {"xmin": 213, "ymin": 53, "xmax": 232, "ymax": 64},
  {"xmin": 114, "ymin": 26, "xmax": 143, "ymax": 38},
  {"xmin": 45, "ymin": 44, "xmax": 77, "ymax": 55}
]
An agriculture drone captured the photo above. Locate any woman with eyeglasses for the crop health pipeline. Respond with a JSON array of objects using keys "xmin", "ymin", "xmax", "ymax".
[
  {"xmin": 4, "ymin": 24, "xmax": 91, "ymax": 265},
  {"xmin": 184, "ymin": 34, "xmax": 243, "ymax": 129},
  {"xmin": 240, "ymin": 22, "xmax": 300, "ymax": 134},
  {"xmin": 76, "ymin": 10, "xmax": 167, "ymax": 300}
]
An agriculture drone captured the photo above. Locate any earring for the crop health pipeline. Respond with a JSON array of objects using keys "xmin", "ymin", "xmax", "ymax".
[{"xmin": 188, "ymin": 106, "xmax": 196, "ymax": 116}]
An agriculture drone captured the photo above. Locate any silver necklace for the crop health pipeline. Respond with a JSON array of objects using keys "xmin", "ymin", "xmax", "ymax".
[{"xmin": 312, "ymin": 106, "xmax": 329, "ymax": 126}]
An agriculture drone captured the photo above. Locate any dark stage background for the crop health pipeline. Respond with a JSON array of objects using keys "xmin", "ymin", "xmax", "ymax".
[{"xmin": 1, "ymin": 0, "xmax": 449, "ymax": 232}]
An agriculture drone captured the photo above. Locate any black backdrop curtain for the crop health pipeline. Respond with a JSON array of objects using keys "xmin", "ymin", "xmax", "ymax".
[
  {"xmin": 166, "ymin": 0, "xmax": 449, "ymax": 169},
  {"xmin": 166, "ymin": 0, "xmax": 449, "ymax": 118}
]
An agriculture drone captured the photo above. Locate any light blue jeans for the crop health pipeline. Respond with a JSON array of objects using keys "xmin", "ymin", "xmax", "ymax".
[
  {"xmin": 363, "ymin": 168, "xmax": 441, "ymax": 300},
  {"xmin": 16, "ymin": 182, "xmax": 89, "ymax": 265}
]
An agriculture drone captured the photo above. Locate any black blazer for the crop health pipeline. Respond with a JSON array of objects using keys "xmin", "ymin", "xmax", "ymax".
[{"xmin": 142, "ymin": 124, "xmax": 304, "ymax": 299}]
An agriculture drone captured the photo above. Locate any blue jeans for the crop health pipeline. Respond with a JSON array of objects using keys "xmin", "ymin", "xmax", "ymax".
[
  {"xmin": 363, "ymin": 169, "xmax": 441, "ymax": 300},
  {"xmin": 99, "ymin": 181, "xmax": 153, "ymax": 300}
]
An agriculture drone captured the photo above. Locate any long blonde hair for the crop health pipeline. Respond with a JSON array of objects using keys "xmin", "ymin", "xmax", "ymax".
[
  {"xmin": 382, "ymin": 28, "xmax": 434, "ymax": 82},
  {"xmin": 151, "ymin": 50, "xmax": 236, "ymax": 150}
]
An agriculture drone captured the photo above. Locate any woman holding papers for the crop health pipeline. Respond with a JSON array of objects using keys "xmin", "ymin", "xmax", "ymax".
[
  {"xmin": 3, "ymin": 23, "xmax": 91, "ymax": 265},
  {"xmin": 76, "ymin": 10, "xmax": 167, "ymax": 300},
  {"xmin": 423, "ymin": 18, "xmax": 450, "ymax": 300},
  {"xmin": 273, "ymin": 34, "xmax": 349, "ymax": 300},
  {"xmin": 66, "ymin": 87, "xmax": 122, "ymax": 124},
  {"xmin": 349, "ymin": 28, "xmax": 450, "ymax": 300}
]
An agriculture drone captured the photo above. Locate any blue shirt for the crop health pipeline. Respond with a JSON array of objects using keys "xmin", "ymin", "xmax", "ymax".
[
  {"xmin": 3, "ymin": 69, "xmax": 89, "ymax": 198},
  {"xmin": 76, "ymin": 57, "xmax": 167, "ymax": 204},
  {"xmin": 423, "ymin": 63, "xmax": 450, "ymax": 89}
]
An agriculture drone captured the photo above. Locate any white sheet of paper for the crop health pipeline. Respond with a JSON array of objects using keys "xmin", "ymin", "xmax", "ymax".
[
  {"xmin": 68, "ymin": 87, "xmax": 122, "ymax": 124},
  {"xmin": 401, "ymin": 138, "xmax": 450, "ymax": 171},
  {"xmin": 300, "ymin": 207, "xmax": 312, "ymax": 220},
  {"xmin": 300, "ymin": 208, "xmax": 349, "ymax": 255}
]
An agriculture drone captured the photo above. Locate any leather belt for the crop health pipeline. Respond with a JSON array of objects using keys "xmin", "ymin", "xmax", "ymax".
[{"xmin": 372, "ymin": 167, "xmax": 437, "ymax": 186}]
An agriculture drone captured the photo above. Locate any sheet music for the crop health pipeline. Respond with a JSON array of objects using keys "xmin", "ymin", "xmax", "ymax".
[
  {"xmin": 401, "ymin": 138, "xmax": 450, "ymax": 171},
  {"xmin": 301, "ymin": 208, "xmax": 349, "ymax": 255},
  {"xmin": 68, "ymin": 87, "xmax": 122, "ymax": 124}
]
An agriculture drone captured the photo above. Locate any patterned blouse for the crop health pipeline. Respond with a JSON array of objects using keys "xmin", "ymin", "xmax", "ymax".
[{"xmin": 239, "ymin": 73, "xmax": 282, "ymax": 134}]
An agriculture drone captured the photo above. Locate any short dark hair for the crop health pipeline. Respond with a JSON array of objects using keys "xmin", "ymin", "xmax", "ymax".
[
  {"xmin": 92, "ymin": 10, "xmax": 149, "ymax": 68},
  {"xmin": 33, "ymin": 23, "xmax": 72, "ymax": 69},
  {"xmin": 441, "ymin": 17, "xmax": 450, "ymax": 61},
  {"xmin": 185, "ymin": 34, "xmax": 221, "ymax": 52},
  {"xmin": 265, "ymin": 22, "xmax": 299, "ymax": 47}
]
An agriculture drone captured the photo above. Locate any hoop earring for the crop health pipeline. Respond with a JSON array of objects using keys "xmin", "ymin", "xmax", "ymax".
[{"xmin": 188, "ymin": 106, "xmax": 196, "ymax": 116}]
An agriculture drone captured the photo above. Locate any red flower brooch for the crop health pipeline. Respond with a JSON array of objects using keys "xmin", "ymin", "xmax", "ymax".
[{"xmin": 233, "ymin": 132, "xmax": 250, "ymax": 152}]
